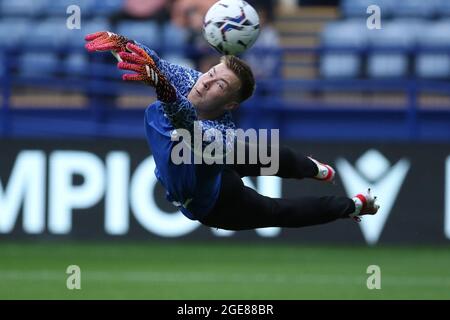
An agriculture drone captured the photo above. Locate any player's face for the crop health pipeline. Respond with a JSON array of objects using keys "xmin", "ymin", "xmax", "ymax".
[{"xmin": 188, "ymin": 63, "xmax": 241, "ymax": 118}]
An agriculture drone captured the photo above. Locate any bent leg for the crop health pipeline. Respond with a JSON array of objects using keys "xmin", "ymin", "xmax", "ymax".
[{"xmin": 199, "ymin": 167, "xmax": 354, "ymax": 231}]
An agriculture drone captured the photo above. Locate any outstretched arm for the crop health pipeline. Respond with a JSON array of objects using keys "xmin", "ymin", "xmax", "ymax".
[
  {"xmin": 85, "ymin": 31, "xmax": 199, "ymax": 129},
  {"xmin": 84, "ymin": 31, "xmax": 201, "ymax": 96}
]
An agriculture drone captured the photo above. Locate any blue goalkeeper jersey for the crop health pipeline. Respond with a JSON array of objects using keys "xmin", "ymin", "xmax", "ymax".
[{"xmin": 139, "ymin": 44, "xmax": 235, "ymax": 220}]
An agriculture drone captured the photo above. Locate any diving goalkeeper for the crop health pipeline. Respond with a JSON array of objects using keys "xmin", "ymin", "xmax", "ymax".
[{"xmin": 85, "ymin": 32, "xmax": 379, "ymax": 230}]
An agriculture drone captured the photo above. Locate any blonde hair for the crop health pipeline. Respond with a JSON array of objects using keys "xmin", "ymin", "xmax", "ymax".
[{"xmin": 220, "ymin": 55, "xmax": 255, "ymax": 103}]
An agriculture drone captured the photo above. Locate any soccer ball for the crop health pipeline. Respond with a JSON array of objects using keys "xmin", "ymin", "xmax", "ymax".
[{"xmin": 203, "ymin": 0, "xmax": 260, "ymax": 55}]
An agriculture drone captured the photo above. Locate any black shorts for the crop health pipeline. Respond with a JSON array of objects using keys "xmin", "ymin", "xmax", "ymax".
[{"xmin": 199, "ymin": 143, "xmax": 354, "ymax": 230}]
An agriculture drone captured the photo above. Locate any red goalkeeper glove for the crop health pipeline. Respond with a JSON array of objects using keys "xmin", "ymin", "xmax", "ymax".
[
  {"xmin": 117, "ymin": 43, "xmax": 176, "ymax": 103},
  {"xmin": 85, "ymin": 31, "xmax": 133, "ymax": 60}
]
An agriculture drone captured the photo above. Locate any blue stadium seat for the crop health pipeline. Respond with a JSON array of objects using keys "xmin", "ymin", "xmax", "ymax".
[
  {"xmin": 320, "ymin": 19, "xmax": 367, "ymax": 78},
  {"xmin": 416, "ymin": 54, "xmax": 450, "ymax": 78},
  {"xmin": 340, "ymin": 0, "xmax": 394, "ymax": 18},
  {"xmin": 320, "ymin": 54, "xmax": 362, "ymax": 78},
  {"xmin": 416, "ymin": 19, "xmax": 450, "ymax": 78},
  {"xmin": 0, "ymin": 0, "xmax": 49, "ymax": 17},
  {"xmin": 366, "ymin": 19, "xmax": 424, "ymax": 78},
  {"xmin": 18, "ymin": 53, "xmax": 59, "ymax": 77},
  {"xmin": 392, "ymin": 0, "xmax": 439, "ymax": 18},
  {"xmin": 0, "ymin": 18, "xmax": 31, "ymax": 48},
  {"xmin": 368, "ymin": 19, "xmax": 424, "ymax": 48},
  {"xmin": 367, "ymin": 54, "xmax": 409, "ymax": 78},
  {"xmin": 321, "ymin": 19, "xmax": 368, "ymax": 48},
  {"xmin": 162, "ymin": 23, "xmax": 188, "ymax": 53},
  {"xmin": 91, "ymin": 0, "xmax": 124, "ymax": 16},
  {"xmin": 342, "ymin": 0, "xmax": 441, "ymax": 19},
  {"xmin": 0, "ymin": 52, "xmax": 4, "ymax": 77},
  {"xmin": 64, "ymin": 53, "xmax": 89, "ymax": 76},
  {"xmin": 116, "ymin": 21, "xmax": 160, "ymax": 50},
  {"xmin": 46, "ymin": 0, "xmax": 94, "ymax": 17},
  {"xmin": 23, "ymin": 18, "xmax": 71, "ymax": 49},
  {"xmin": 435, "ymin": 0, "xmax": 450, "ymax": 18}
]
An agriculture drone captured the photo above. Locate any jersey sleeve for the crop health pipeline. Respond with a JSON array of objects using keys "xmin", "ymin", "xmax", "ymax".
[
  {"xmin": 135, "ymin": 41, "xmax": 201, "ymax": 96},
  {"xmin": 161, "ymin": 90, "xmax": 198, "ymax": 132}
]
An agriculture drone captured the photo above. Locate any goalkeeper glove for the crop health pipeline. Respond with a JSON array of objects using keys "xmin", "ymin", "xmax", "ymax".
[
  {"xmin": 117, "ymin": 43, "xmax": 176, "ymax": 103},
  {"xmin": 85, "ymin": 31, "xmax": 134, "ymax": 60}
]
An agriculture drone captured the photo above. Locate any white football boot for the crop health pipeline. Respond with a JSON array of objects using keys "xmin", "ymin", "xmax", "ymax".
[
  {"xmin": 349, "ymin": 188, "xmax": 380, "ymax": 222},
  {"xmin": 308, "ymin": 156, "xmax": 336, "ymax": 183}
]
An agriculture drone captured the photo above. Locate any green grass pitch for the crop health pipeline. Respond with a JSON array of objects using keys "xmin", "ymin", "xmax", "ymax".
[{"xmin": 0, "ymin": 241, "xmax": 449, "ymax": 299}]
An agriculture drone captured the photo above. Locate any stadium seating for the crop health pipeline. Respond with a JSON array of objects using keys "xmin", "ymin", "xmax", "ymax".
[
  {"xmin": 0, "ymin": 0, "xmax": 122, "ymax": 18},
  {"xmin": 341, "ymin": 0, "xmax": 442, "ymax": 19},
  {"xmin": 0, "ymin": 0, "xmax": 49, "ymax": 17},
  {"xmin": 366, "ymin": 19, "xmax": 424, "ymax": 78},
  {"xmin": 161, "ymin": 23, "xmax": 189, "ymax": 53},
  {"xmin": 436, "ymin": 0, "xmax": 450, "ymax": 17},
  {"xmin": 366, "ymin": 54, "xmax": 409, "ymax": 78},
  {"xmin": 322, "ymin": 1, "xmax": 450, "ymax": 79},
  {"xmin": 64, "ymin": 53, "xmax": 89, "ymax": 77},
  {"xmin": 45, "ymin": 0, "xmax": 94, "ymax": 17},
  {"xmin": 0, "ymin": 18, "xmax": 31, "ymax": 48},
  {"xmin": 18, "ymin": 52, "xmax": 59, "ymax": 77},
  {"xmin": 320, "ymin": 54, "xmax": 362, "ymax": 78},
  {"xmin": 416, "ymin": 19, "xmax": 450, "ymax": 78},
  {"xmin": 90, "ymin": 0, "xmax": 123, "ymax": 16},
  {"xmin": 0, "ymin": 0, "xmax": 449, "ymax": 143},
  {"xmin": 340, "ymin": 0, "xmax": 394, "ymax": 18},
  {"xmin": 368, "ymin": 18, "xmax": 424, "ymax": 48},
  {"xmin": 116, "ymin": 20, "xmax": 160, "ymax": 50},
  {"xmin": 391, "ymin": 0, "xmax": 439, "ymax": 19},
  {"xmin": 23, "ymin": 18, "xmax": 71, "ymax": 49},
  {"xmin": 320, "ymin": 19, "xmax": 367, "ymax": 78},
  {"xmin": 0, "ymin": 52, "xmax": 4, "ymax": 77}
]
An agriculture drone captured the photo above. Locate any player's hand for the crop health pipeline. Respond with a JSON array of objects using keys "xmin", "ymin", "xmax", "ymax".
[
  {"xmin": 117, "ymin": 43, "xmax": 176, "ymax": 103},
  {"xmin": 84, "ymin": 31, "xmax": 133, "ymax": 54}
]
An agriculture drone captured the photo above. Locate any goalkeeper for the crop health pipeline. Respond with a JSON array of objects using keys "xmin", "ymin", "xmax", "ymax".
[{"xmin": 85, "ymin": 32, "xmax": 379, "ymax": 230}]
